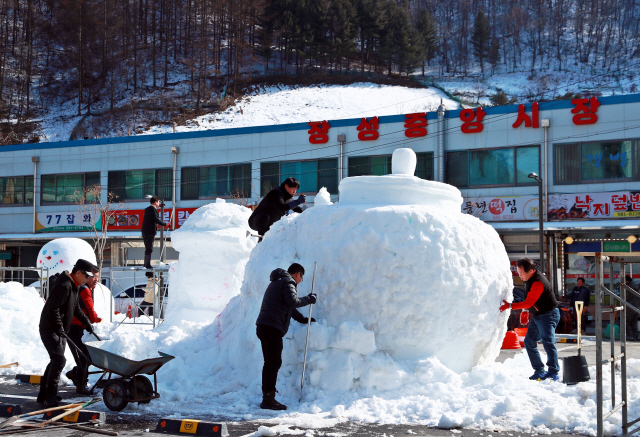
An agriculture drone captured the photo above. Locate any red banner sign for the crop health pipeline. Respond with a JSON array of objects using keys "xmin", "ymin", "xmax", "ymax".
[{"xmin": 106, "ymin": 208, "xmax": 198, "ymax": 230}]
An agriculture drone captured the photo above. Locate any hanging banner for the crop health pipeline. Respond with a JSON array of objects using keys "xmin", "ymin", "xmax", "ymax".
[
  {"xmin": 462, "ymin": 195, "xmax": 540, "ymax": 222},
  {"xmin": 36, "ymin": 212, "xmax": 102, "ymax": 233},
  {"xmin": 548, "ymin": 191, "xmax": 640, "ymax": 220},
  {"xmin": 106, "ymin": 208, "xmax": 199, "ymax": 231}
]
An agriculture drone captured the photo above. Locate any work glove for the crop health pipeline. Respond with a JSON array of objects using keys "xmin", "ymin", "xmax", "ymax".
[
  {"xmin": 301, "ymin": 317, "xmax": 317, "ymax": 324},
  {"xmin": 520, "ymin": 311, "xmax": 530, "ymax": 326},
  {"xmin": 307, "ymin": 293, "xmax": 317, "ymax": 304},
  {"xmin": 499, "ymin": 300, "xmax": 510, "ymax": 312},
  {"xmin": 84, "ymin": 323, "xmax": 94, "ymax": 334},
  {"xmin": 297, "ymin": 194, "xmax": 306, "ymax": 204},
  {"xmin": 55, "ymin": 326, "xmax": 65, "ymax": 337},
  {"xmin": 96, "ymin": 317, "xmax": 103, "ymax": 323}
]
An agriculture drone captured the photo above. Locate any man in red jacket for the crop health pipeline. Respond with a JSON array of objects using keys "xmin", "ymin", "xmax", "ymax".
[
  {"xmin": 66, "ymin": 269, "xmax": 102, "ymax": 395},
  {"xmin": 500, "ymin": 258, "xmax": 560, "ymax": 381}
]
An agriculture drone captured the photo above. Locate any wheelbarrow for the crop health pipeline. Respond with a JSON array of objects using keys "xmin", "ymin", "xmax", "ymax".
[{"xmin": 64, "ymin": 334, "xmax": 175, "ymax": 412}]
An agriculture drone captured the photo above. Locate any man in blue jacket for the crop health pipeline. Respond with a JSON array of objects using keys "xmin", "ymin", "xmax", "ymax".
[
  {"xmin": 256, "ymin": 263, "xmax": 317, "ymax": 410},
  {"xmin": 564, "ymin": 277, "xmax": 590, "ymax": 333}
]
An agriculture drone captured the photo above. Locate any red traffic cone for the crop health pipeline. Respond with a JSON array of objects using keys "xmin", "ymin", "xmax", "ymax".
[
  {"xmin": 126, "ymin": 305, "xmax": 132, "ymax": 319},
  {"xmin": 501, "ymin": 330, "xmax": 521, "ymax": 349}
]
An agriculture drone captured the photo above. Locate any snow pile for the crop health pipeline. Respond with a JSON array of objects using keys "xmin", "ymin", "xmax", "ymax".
[
  {"xmin": 0, "ymin": 282, "xmax": 48, "ymax": 372},
  {"xmin": 167, "ymin": 199, "xmax": 257, "ymax": 324},
  {"xmin": 91, "ymin": 283, "xmax": 114, "ymax": 320},
  {"xmin": 144, "ymin": 84, "xmax": 458, "ymax": 136},
  {"xmin": 313, "ymin": 187, "xmax": 332, "ymax": 206}
]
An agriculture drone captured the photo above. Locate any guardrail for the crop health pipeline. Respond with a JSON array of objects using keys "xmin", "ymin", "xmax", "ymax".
[{"xmin": 109, "ymin": 266, "xmax": 169, "ymax": 328}]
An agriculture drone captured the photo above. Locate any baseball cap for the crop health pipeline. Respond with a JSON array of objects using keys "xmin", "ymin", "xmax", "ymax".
[{"xmin": 74, "ymin": 259, "xmax": 99, "ymax": 277}]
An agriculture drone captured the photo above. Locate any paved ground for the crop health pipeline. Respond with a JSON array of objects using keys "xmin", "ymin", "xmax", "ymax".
[{"xmin": 1, "ymin": 339, "xmax": 639, "ymax": 437}]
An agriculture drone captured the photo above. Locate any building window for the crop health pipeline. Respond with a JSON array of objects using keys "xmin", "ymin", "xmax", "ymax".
[
  {"xmin": 108, "ymin": 169, "xmax": 172, "ymax": 202},
  {"xmin": 181, "ymin": 163, "xmax": 252, "ymax": 200},
  {"xmin": 555, "ymin": 140, "xmax": 638, "ymax": 184},
  {"xmin": 1, "ymin": 176, "xmax": 33, "ymax": 206},
  {"xmin": 41, "ymin": 172, "xmax": 100, "ymax": 204},
  {"xmin": 415, "ymin": 152, "xmax": 435, "ymax": 180},
  {"xmin": 260, "ymin": 159, "xmax": 338, "ymax": 196},
  {"xmin": 446, "ymin": 146, "xmax": 539, "ymax": 188},
  {"xmin": 348, "ymin": 155, "xmax": 392, "ymax": 177}
]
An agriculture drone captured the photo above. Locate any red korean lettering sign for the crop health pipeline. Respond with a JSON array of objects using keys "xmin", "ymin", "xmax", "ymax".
[
  {"xmin": 307, "ymin": 121, "xmax": 331, "ymax": 144},
  {"xmin": 571, "ymin": 97, "xmax": 600, "ymax": 125},
  {"xmin": 512, "ymin": 102, "xmax": 539, "ymax": 128},
  {"xmin": 404, "ymin": 113, "xmax": 427, "ymax": 137},
  {"xmin": 460, "ymin": 108, "xmax": 485, "ymax": 133},
  {"xmin": 357, "ymin": 116, "xmax": 379, "ymax": 141}
]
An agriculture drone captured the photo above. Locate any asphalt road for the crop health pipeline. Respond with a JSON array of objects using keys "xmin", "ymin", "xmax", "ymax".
[{"xmin": 2, "ymin": 340, "xmax": 639, "ymax": 437}]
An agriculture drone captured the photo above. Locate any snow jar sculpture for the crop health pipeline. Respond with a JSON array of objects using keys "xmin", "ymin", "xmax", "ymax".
[{"xmin": 231, "ymin": 148, "xmax": 512, "ymax": 377}]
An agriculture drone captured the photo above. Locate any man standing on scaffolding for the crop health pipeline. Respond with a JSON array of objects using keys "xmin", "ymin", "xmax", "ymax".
[{"xmin": 141, "ymin": 196, "xmax": 168, "ymax": 269}]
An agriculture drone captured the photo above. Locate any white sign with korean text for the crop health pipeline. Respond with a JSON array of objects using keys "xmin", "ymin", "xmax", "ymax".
[{"xmin": 462, "ymin": 195, "xmax": 540, "ymax": 222}]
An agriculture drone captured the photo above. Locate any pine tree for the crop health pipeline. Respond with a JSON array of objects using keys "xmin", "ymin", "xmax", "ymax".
[
  {"xmin": 415, "ymin": 8, "xmax": 438, "ymax": 75},
  {"xmin": 489, "ymin": 36, "xmax": 500, "ymax": 74},
  {"xmin": 471, "ymin": 10, "xmax": 490, "ymax": 74}
]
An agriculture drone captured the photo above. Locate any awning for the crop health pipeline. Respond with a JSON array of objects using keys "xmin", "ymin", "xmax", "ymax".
[
  {"xmin": 489, "ymin": 219, "xmax": 640, "ymax": 233},
  {"xmin": 0, "ymin": 231, "xmax": 163, "ymax": 241}
]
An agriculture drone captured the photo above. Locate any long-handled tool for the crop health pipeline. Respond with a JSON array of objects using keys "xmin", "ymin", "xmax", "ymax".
[
  {"xmin": 0, "ymin": 403, "xmax": 83, "ymax": 429},
  {"xmin": 562, "ymin": 301, "xmax": 591, "ymax": 384},
  {"xmin": 50, "ymin": 420, "xmax": 118, "ymax": 436},
  {"xmin": 0, "ymin": 421, "xmax": 97, "ymax": 435},
  {"xmin": 32, "ymin": 397, "xmax": 101, "ymax": 429},
  {"xmin": 0, "ymin": 363, "xmax": 18, "ymax": 369},
  {"xmin": 299, "ymin": 262, "xmax": 317, "ymax": 402}
]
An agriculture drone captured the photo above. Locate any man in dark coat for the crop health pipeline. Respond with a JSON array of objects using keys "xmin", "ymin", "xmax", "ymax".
[
  {"xmin": 249, "ymin": 177, "xmax": 306, "ymax": 239},
  {"xmin": 66, "ymin": 270, "xmax": 101, "ymax": 395},
  {"xmin": 255, "ymin": 263, "xmax": 317, "ymax": 410},
  {"xmin": 564, "ymin": 277, "xmax": 590, "ymax": 333},
  {"xmin": 625, "ymin": 275, "xmax": 639, "ymax": 340},
  {"xmin": 38, "ymin": 259, "xmax": 97, "ymax": 407},
  {"xmin": 500, "ymin": 258, "xmax": 559, "ymax": 381},
  {"xmin": 141, "ymin": 196, "xmax": 167, "ymax": 269}
]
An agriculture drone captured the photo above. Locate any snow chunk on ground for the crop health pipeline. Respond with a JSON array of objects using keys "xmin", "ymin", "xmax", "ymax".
[{"xmin": 314, "ymin": 187, "xmax": 333, "ymax": 206}]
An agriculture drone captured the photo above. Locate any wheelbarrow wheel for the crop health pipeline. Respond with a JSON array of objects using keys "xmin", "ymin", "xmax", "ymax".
[
  {"xmin": 129, "ymin": 375, "xmax": 154, "ymax": 404},
  {"xmin": 103, "ymin": 379, "xmax": 129, "ymax": 411}
]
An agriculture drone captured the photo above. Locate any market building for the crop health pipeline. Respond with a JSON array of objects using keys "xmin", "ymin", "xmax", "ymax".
[{"xmin": 0, "ymin": 93, "xmax": 639, "ymax": 295}]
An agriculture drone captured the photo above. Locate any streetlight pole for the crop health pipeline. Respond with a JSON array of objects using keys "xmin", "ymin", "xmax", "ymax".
[{"xmin": 529, "ymin": 172, "xmax": 544, "ymax": 274}]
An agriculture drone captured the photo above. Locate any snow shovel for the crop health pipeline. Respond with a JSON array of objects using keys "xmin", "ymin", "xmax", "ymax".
[
  {"xmin": 0, "ymin": 403, "xmax": 83, "ymax": 429},
  {"xmin": 31, "ymin": 397, "xmax": 101, "ymax": 428},
  {"xmin": 299, "ymin": 262, "xmax": 317, "ymax": 402},
  {"xmin": 562, "ymin": 301, "xmax": 590, "ymax": 385}
]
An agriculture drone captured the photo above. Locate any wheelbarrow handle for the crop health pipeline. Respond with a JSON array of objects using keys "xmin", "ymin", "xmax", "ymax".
[{"xmin": 61, "ymin": 333, "xmax": 93, "ymax": 366}]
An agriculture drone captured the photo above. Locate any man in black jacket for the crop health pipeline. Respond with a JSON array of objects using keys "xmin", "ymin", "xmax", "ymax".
[
  {"xmin": 38, "ymin": 259, "xmax": 97, "ymax": 407},
  {"xmin": 256, "ymin": 263, "xmax": 317, "ymax": 410},
  {"xmin": 141, "ymin": 196, "xmax": 167, "ymax": 269},
  {"xmin": 249, "ymin": 177, "xmax": 306, "ymax": 239}
]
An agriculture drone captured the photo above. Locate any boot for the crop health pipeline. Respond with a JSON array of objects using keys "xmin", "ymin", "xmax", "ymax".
[
  {"xmin": 65, "ymin": 368, "xmax": 79, "ymax": 386},
  {"xmin": 144, "ymin": 254, "xmax": 152, "ymax": 269},
  {"xmin": 76, "ymin": 386, "xmax": 93, "ymax": 396},
  {"xmin": 260, "ymin": 390, "xmax": 287, "ymax": 410}
]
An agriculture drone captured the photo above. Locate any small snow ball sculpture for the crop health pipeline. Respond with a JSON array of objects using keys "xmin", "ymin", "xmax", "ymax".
[
  {"xmin": 37, "ymin": 238, "xmax": 97, "ymax": 278},
  {"xmin": 391, "ymin": 148, "xmax": 417, "ymax": 175}
]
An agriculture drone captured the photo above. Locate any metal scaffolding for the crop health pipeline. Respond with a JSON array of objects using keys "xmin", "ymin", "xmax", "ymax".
[
  {"xmin": 590, "ymin": 252, "xmax": 640, "ymax": 437},
  {"xmin": 109, "ymin": 266, "xmax": 169, "ymax": 328}
]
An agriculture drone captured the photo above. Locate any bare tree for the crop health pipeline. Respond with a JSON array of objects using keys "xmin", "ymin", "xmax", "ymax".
[{"xmin": 75, "ymin": 185, "xmax": 125, "ymax": 272}]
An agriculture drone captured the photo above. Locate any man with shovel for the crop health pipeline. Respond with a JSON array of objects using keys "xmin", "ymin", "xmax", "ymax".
[
  {"xmin": 38, "ymin": 259, "xmax": 99, "ymax": 407},
  {"xmin": 66, "ymin": 269, "xmax": 102, "ymax": 396},
  {"xmin": 500, "ymin": 258, "xmax": 560, "ymax": 381},
  {"xmin": 255, "ymin": 263, "xmax": 317, "ymax": 410}
]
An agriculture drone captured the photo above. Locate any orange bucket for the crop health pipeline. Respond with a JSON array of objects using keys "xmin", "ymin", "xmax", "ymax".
[{"xmin": 501, "ymin": 330, "xmax": 521, "ymax": 349}]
